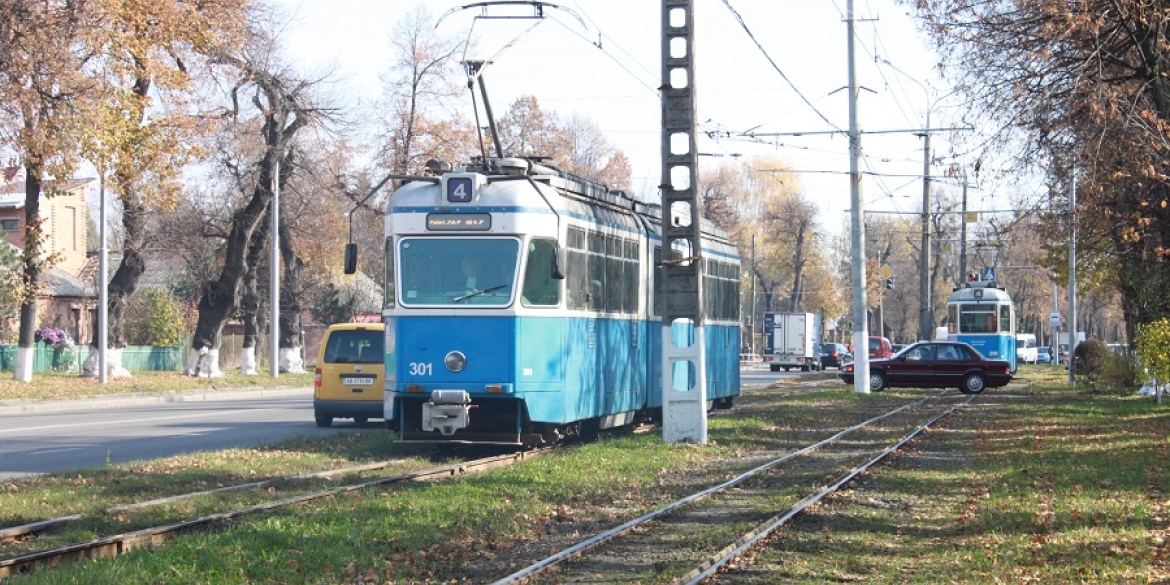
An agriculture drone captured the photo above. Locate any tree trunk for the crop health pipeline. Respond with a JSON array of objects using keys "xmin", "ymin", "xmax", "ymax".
[
  {"xmin": 186, "ymin": 161, "xmax": 275, "ymax": 376},
  {"xmin": 278, "ymin": 219, "xmax": 306, "ymax": 373},
  {"xmin": 14, "ymin": 163, "xmax": 43, "ymax": 382},
  {"xmin": 82, "ymin": 178, "xmax": 144, "ymax": 378},
  {"xmin": 238, "ymin": 208, "xmax": 270, "ymax": 375},
  {"xmin": 787, "ymin": 218, "xmax": 807, "ymax": 312}
]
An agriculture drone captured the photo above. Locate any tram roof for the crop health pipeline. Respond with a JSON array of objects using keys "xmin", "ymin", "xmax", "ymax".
[
  {"xmin": 947, "ymin": 283, "xmax": 1013, "ymax": 303},
  {"xmin": 392, "ymin": 156, "xmax": 734, "ymax": 242}
]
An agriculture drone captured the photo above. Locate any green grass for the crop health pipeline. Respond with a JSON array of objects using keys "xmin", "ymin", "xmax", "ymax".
[
  {"xmin": 0, "ymin": 370, "xmax": 313, "ymax": 403},
  {"xmin": 3, "ymin": 372, "xmax": 1168, "ymax": 583}
]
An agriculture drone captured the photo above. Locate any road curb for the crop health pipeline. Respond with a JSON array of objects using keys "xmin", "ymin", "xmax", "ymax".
[{"xmin": 0, "ymin": 386, "xmax": 312, "ymax": 415}]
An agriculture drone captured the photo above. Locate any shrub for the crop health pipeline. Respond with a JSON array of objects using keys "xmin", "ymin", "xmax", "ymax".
[
  {"xmin": 124, "ymin": 288, "xmax": 186, "ymax": 346},
  {"xmin": 1098, "ymin": 352, "xmax": 1140, "ymax": 392},
  {"xmin": 1135, "ymin": 319, "xmax": 1170, "ymax": 388},
  {"xmin": 1073, "ymin": 338, "xmax": 1111, "ymax": 388}
]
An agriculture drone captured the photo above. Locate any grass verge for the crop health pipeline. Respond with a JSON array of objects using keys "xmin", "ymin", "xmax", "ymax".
[
  {"xmin": 0, "ymin": 370, "xmax": 313, "ymax": 403},
  {"xmin": 4, "ymin": 371, "xmax": 1168, "ymax": 583}
]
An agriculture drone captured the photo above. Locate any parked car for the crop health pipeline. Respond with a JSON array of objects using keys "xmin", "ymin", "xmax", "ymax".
[
  {"xmin": 839, "ymin": 340, "xmax": 1013, "ymax": 394},
  {"xmin": 314, "ymin": 323, "xmax": 386, "ymax": 428},
  {"xmin": 820, "ymin": 343, "xmax": 853, "ymax": 370},
  {"xmin": 869, "ymin": 336, "xmax": 894, "ymax": 359},
  {"xmin": 1036, "ymin": 347, "xmax": 1053, "ymax": 364}
]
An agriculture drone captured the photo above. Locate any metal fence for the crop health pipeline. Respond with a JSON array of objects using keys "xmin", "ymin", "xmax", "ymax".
[{"xmin": 0, "ymin": 334, "xmax": 312, "ymax": 373}]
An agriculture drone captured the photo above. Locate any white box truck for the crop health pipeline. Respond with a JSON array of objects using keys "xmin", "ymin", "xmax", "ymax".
[{"xmin": 763, "ymin": 312, "xmax": 822, "ymax": 372}]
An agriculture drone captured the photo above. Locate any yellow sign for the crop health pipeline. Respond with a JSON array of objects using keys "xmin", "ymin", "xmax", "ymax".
[
  {"xmin": 964, "ymin": 212, "xmax": 978, "ymax": 223},
  {"xmin": 879, "ymin": 264, "xmax": 893, "ymax": 278}
]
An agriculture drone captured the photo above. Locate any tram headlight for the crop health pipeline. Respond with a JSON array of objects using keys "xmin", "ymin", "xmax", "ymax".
[{"xmin": 444, "ymin": 351, "xmax": 467, "ymax": 372}]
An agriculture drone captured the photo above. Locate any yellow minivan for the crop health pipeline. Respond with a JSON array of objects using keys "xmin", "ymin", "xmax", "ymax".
[{"xmin": 314, "ymin": 323, "xmax": 385, "ymax": 427}]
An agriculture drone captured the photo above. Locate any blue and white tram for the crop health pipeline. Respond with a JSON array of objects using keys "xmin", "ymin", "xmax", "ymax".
[
  {"xmin": 944, "ymin": 282, "xmax": 1018, "ymax": 371},
  {"xmin": 381, "ymin": 157, "xmax": 741, "ymax": 445}
]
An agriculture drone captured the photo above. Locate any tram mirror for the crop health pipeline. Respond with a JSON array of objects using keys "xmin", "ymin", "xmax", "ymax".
[
  {"xmin": 552, "ymin": 245, "xmax": 566, "ymax": 280},
  {"xmin": 344, "ymin": 243, "xmax": 357, "ymax": 275}
]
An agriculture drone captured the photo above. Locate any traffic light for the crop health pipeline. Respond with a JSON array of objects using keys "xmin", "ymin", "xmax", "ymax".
[
  {"xmin": 968, "ymin": 272, "xmax": 979, "ymax": 282},
  {"xmin": 885, "ymin": 277, "xmax": 894, "ymax": 290}
]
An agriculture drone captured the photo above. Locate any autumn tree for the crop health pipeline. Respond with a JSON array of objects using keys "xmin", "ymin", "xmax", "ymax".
[
  {"xmin": 0, "ymin": 2, "xmax": 96, "ymax": 381},
  {"xmin": 79, "ymin": 0, "xmax": 250, "ymax": 378},
  {"xmin": 374, "ymin": 4, "xmax": 471, "ymax": 176},
  {"xmin": 701, "ymin": 158, "xmax": 845, "ymax": 349},
  {"xmin": 908, "ymin": 0, "xmax": 1170, "ymax": 342},
  {"xmin": 336, "ymin": 4, "xmax": 475, "ymax": 285}
]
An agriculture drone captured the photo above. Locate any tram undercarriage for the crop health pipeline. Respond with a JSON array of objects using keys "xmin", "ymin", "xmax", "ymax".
[{"xmin": 392, "ymin": 392, "xmax": 733, "ymax": 446}]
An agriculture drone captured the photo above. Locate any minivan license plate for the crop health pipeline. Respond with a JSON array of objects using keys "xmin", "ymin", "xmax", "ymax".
[{"xmin": 342, "ymin": 375, "xmax": 374, "ymax": 386}]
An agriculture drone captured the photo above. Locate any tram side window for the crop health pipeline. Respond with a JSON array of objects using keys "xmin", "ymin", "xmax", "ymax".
[
  {"xmin": 567, "ymin": 228, "xmax": 588, "ymax": 310},
  {"xmin": 624, "ymin": 240, "xmax": 639, "ymax": 313},
  {"xmin": 587, "ymin": 232, "xmax": 605, "ymax": 310},
  {"xmin": 521, "ymin": 238, "xmax": 560, "ymax": 307},
  {"xmin": 1000, "ymin": 305, "xmax": 1011, "ymax": 333},
  {"xmin": 606, "ymin": 235, "xmax": 623, "ymax": 312}
]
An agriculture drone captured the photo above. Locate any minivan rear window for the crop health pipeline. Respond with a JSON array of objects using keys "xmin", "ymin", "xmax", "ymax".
[{"xmin": 323, "ymin": 329, "xmax": 384, "ymax": 364}]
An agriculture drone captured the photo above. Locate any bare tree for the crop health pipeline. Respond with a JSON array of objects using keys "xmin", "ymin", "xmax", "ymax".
[{"xmin": 186, "ymin": 31, "xmax": 323, "ymax": 376}]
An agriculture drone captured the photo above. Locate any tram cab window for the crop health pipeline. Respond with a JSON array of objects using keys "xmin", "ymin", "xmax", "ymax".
[
  {"xmin": 521, "ymin": 238, "xmax": 560, "ymax": 307},
  {"xmin": 958, "ymin": 303, "xmax": 998, "ymax": 334},
  {"xmin": 397, "ymin": 237, "xmax": 519, "ymax": 306}
]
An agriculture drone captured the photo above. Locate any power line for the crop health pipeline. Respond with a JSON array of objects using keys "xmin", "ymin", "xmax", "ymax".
[{"xmin": 718, "ymin": 0, "xmax": 841, "ymax": 132}]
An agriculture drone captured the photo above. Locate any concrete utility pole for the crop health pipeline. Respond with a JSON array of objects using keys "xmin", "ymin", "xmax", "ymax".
[
  {"xmin": 959, "ymin": 174, "xmax": 968, "ymax": 282},
  {"xmin": 1068, "ymin": 168, "xmax": 1077, "ymax": 385},
  {"xmin": 98, "ymin": 173, "xmax": 108, "ymax": 384},
  {"xmin": 847, "ymin": 0, "xmax": 869, "ymax": 394},
  {"xmin": 660, "ymin": 0, "xmax": 707, "ymax": 443},
  {"xmin": 269, "ymin": 158, "xmax": 280, "ymax": 378},
  {"xmin": 918, "ymin": 120, "xmax": 932, "ymax": 342}
]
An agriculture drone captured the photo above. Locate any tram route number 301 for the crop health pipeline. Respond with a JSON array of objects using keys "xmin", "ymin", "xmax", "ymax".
[{"xmin": 409, "ymin": 362, "xmax": 433, "ymax": 376}]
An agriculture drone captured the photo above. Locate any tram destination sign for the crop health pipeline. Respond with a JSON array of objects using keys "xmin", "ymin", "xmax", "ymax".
[{"xmin": 426, "ymin": 213, "xmax": 491, "ymax": 231}]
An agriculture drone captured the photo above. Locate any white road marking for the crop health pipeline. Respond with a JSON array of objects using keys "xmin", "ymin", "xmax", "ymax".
[{"xmin": 0, "ymin": 408, "xmax": 282, "ymax": 435}]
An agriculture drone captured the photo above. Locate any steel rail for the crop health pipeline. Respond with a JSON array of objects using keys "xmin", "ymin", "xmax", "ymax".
[
  {"xmin": 489, "ymin": 393, "xmax": 949, "ymax": 585},
  {"xmin": 0, "ymin": 447, "xmax": 463, "ymax": 541},
  {"xmin": 0, "ymin": 448, "xmax": 550, "ymax": 580},
  {"xmin": 675, "ymin": 395, "xmax": 975, "ymax": 585}
]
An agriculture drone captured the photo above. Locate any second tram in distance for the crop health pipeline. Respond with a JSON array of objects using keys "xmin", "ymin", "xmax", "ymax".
[
  {"xmin": 379, "ymin": 157, "xmax": 741, "ymax": 445},
  {"xmin": 943, "ymin": 281, "xmax": 1019, "ymax": 371}
]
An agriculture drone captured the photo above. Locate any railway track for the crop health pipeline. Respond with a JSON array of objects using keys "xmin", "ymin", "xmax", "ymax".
[
  {"xmin": 491, "ymin": 392, "xmax": 974, "ymax": 584},
  {"xmin": 0, "ymin": 447, "xmax": 551, "ymax": 579}
]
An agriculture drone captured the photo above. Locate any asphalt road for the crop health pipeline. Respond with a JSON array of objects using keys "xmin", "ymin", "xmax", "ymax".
[
  {"xmin": 0, "ymin": 388, "xmax": 377, "ymax": 480},
  {"xmin": 0, "ymin": 365, "xmax": 825, "ymax": 479},
  {"xmin": 739, "ymin": 363, "xmax": 832, "ymax": 388}
]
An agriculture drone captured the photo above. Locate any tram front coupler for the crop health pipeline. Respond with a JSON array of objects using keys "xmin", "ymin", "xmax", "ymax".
[{"xmin": 422, "ymin": 390, "xmax": 474, "ymax": 436}]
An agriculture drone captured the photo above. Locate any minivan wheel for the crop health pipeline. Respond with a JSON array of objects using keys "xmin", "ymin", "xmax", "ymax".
[
  {"xmin": 869, "ymin": 371, "xmax": 887, "ymax": 392},
  {"xmin": 961, "ymin": 373, "xmax": 987, "ymax": 395},
  {"xmin": 315, "ymin": 415, "xmax": 333, "ymax": 428}
]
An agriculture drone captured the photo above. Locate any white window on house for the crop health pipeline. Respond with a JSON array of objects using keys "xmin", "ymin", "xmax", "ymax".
[{"xmin": 0, "ymin": 219, "xmax": 17, "ymax": 232}]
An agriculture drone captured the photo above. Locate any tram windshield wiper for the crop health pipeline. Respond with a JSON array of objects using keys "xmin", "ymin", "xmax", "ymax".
[{"xmin": 453, "ymin": 284, "xmax": 508, "ymax": 303}]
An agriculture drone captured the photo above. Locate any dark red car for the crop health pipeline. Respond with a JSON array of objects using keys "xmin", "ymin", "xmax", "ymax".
[{"xmin": 838, "ymin": 341, "xmax": 1012, "ymax": 394}]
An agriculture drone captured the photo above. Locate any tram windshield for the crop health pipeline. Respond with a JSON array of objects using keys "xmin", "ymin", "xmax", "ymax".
[
  {"xmin": 398, "ymin": 237, "xmax": 520, "ymax": 306},
  {"xmin": 949, "ymin": 302, "xmax": 1008, "ymax": 334}
]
